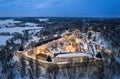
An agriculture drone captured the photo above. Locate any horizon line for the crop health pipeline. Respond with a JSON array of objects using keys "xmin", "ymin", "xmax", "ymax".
[{"xmin": 0, "ymin": 16, "xmax": 120, "ymax": 19}]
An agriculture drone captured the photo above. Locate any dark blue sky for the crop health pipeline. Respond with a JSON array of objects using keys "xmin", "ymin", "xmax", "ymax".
[{"xmin": 0, "ymin": 0, "xmax": 120, "ymax": 17}]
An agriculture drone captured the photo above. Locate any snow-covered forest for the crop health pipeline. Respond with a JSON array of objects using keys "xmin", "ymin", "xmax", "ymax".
[{"xmin": 0, "ymin": 17, "xmax": 120, "ymax": 79}]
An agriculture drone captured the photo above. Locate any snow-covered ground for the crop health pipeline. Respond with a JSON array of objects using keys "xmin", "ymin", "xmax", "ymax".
[
  {"xmin": 0, "ymin": 19, "xmax": 21, "ymax": 28},
  {"xmin": 25, "ymin": 22, "xmax": 38, "ymax": 26},
  {"xmin": 0, "ymin": 20, "xmax": 43, "ymax": 46},
  {"xmin": 115, "ymin": 57, "xmax": 120, "ymax": 64},
  {"xmin": 0, "ymin": 18, "xmax": 119, "ymax": 79},
  {"xmin": 31, "ymin": 36, "xmax": 40, "ymax": 42},
  {"xmin": 0, "ymin": 36, "xmax": 13, "ymax": 46},
  {"xmin": 0, "ymin": 26, "xmax": 43, "ymax": 34},
  {"xmin": 38, "ymin": 18, "xmax": 48, "ymax": 22},
  {"xmin": 96, "ymin": 36, "xmax": 110, "ymax": 48},
  {"xmin": 0, "ymin": 19, "xmax": 21, "ymax": 25}
]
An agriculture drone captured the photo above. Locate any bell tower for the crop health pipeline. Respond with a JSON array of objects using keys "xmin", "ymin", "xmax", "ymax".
[{"xmin": 74, "ymin": 29, "xmax": 80, "ymax": 38}]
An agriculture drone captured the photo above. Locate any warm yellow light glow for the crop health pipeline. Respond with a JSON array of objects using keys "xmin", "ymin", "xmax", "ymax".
[
  {"xmin": 36, "ymin": 49, "xmax": 40, "ymax": 54},
  {"xmin": 36, "ymin": 48, "xmax": 50, "ymax": 55},
  {"xmin": 97, "ymin": 49, "xmax": 101, "ymax": 52},
  {"xmin": 87, "ymin": 39, "xmax": 90, "ymax": 43},
  {"xmin": 65, "ymin": 35, "xmax": 70, "ymax": 41},
  {"xmin": 105, "ymin": 49, "xmax": 111, "ymax": 53},
  {"xmin": 66, "ymin": 45, "xmax": 73, "ymax": 52},
  {"xmin": 70, "ymin": 37, "xmax": 75, "ymax": 43},
  {"xmin": 65, "ymin": 45, "xmax": 78, "ymax": 52},
  {"xmin": 75, "ymin": 39, "xmax": 81, "ymax": 44}
]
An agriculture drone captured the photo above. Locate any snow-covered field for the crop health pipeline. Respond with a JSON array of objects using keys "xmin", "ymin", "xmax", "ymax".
[
  {"xmin": 0, "ymin": 19, "xmax": 44, "ymax": 46},
  {"xmin": 0, "ymin": 26, "xmax": 43, "ymax": 34},
  {"xmin": 0, "ymin": 26, "xmax": 43, "ymax": 46},
  {"xmin": 0, "ymin": 19, "xmax": 21, "ymax": 25},
  {"xmin": 38, "ymin": 18, "xmax": 48, "ymax": 22},
  {"xmin": 25, "ymin": 22, "xmax": 38, "ymax": 26},
  {"xmin": 0, "ymin": 36, "xmax": 13, "ymax": 45},
  {"xmin": 0, "ymin": 19, "xmax": 21, "ymax": 28},
  {"xmin": 31, "ymin": 36, "xmax": 40, "ymax": 42},
  {"xmin": 0, "ymin": 18, "xmax": 120, "ymax": 79}
]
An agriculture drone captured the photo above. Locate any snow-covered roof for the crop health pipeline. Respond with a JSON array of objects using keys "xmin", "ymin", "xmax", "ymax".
[{"xmin": 56, "ymin": 53, "xmax": 92, "ymax": 58}]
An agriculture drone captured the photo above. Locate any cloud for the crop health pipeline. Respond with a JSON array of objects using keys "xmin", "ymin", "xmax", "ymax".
[
  {"xmin": 36, "ymin": 0, "xmax": 50, "ymax": 8},
  {"xmin": 0, "ymin": 0, "xmax": 36, "ymax": 8},
  {"xmin": 36, "ymin": 0, "xmax": 66, "ymax": 8},
  {"xmin": 0, "ymin": 0, "xmax": 67, "ymax": 9},
  {"xmin": 0, "ymin": 0, "xmax": 16, "ymax": 7}
]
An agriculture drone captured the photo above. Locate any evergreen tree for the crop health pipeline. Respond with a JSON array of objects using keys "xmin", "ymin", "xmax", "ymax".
[
  {"xmin": 7, "ymin": 70, "xmax": 15, "ymax": 79},
  {"xmin": 35, "ymin": 57, "xmax": 41, "ymax": 78},
  {"xmin": 28, "ymin": 68, "xmax": 34, "ymax": 79},
  {"xmin": 29, "ymin": 59, "xmax": 34, "ymax": 73},
  {"xmin": 46, "ymin": 64, "xmax": 59, "ymax": 79},
  {"xmin": 20, "ymin": 56, "xmax": 26, "ymax": 77}
]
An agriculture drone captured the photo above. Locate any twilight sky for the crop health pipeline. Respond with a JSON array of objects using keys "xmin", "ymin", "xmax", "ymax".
[{"xmin": 0, "ymin": 0, "xmax": 120, "ymax": 17}]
